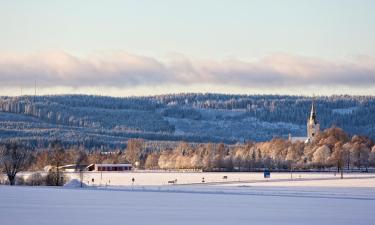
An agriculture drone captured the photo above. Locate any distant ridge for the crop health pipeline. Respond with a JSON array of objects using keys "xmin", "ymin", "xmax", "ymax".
[{"xmin": 0, "ymin": 94, "xmax": 374, "ymax": 148}]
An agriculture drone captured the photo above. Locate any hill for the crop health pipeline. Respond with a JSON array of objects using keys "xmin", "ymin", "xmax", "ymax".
[{"xmin": 0, "ymin": 94, "xmax": 374, "ymax": 148}]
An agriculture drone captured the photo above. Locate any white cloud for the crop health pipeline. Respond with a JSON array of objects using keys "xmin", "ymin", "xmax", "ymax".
[{"xmin": 0, "ymin": 51, "xmax": 374, "ymax": 90}]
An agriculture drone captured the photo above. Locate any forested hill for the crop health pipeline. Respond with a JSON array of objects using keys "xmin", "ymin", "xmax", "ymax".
[{"xmin": 0, "ymin": 94, "xmax": 374, "ymax": 148}]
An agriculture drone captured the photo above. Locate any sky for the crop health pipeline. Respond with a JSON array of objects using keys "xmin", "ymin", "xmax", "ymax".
[{"xmin": 0, "ymin": 0, "xmax": 375, "ymax": 96}]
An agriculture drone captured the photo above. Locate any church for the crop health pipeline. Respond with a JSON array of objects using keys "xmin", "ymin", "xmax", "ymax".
[{"xmin": 289, "ymin": 101, "xmax": 320, "ymax": 144}]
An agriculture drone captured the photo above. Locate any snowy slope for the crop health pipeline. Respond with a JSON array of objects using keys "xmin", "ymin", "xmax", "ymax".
[{"xmin": 1, "ymin": 94, "xmax": 375, "ymax": 145}]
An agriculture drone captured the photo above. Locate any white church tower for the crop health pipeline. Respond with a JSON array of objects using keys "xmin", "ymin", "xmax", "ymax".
[{"xmin": 306, "ymin": 101, "xmax": 320, "ymax": 142}]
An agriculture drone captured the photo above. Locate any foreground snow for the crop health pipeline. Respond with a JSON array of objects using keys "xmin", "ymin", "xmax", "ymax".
[{"xmin": 1, "ymin": 178, "xmax": 375, "ymax": 225}]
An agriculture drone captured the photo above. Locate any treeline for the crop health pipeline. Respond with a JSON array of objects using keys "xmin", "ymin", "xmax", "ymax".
[
  {"xmin": 1, "ymin": 126, "xmax": 375, "ymax": 185},
  {"xmin": 109, "ymin": 126, "xmax": 375, "ymax": 171},
  {"xmin": 3, "ymin": 126, "xmax": 375, "ymax": 174},
  {"xmin": 142, "ymin": 127, "xmax": 375, "ymax": 171}
]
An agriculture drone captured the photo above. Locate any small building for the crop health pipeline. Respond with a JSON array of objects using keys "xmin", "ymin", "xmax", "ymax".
[{"xmin": 87, "ymin": 163, "xmax": 133, "ymax": 172}]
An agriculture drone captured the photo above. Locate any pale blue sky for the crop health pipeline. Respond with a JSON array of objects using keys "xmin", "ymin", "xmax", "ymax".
[
  {"xmin": 1, "ymin": 0, "xmax": 374, "ymax": 58},
  {"xmin": 0, "ymin": 0, "xmax": 375, "ymax": 96}
]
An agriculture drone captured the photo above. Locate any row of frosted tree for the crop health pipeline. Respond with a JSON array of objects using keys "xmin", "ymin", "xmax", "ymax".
[
  {"xmin": 16, "ymin": 127, "xmax": 375, "ymax": 173},
  {"xmin": 1, "ymin": 126, "xmax": 375, "ymax": 185},
  {"xmin": 142, "ymin": 127, "xmax": 375, "ymax": 171}
]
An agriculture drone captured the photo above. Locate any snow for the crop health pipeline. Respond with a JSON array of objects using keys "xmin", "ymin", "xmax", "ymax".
[
  {"xmin": 1, "ymin": 179, "xmax": 375, "ymax": 225},
  {"xmin": 63, "ymin": 179, "xmax": 88, "ymax": 188},
  {"xmin": 332, "ymin": 107, "xmax": 358, "ymax": 115},
  {"xmin": 62, "ymin": 171, "xmax": 374, "ymax": 186},
  {"xmin": 2, "ymin": 172, "xmax": 375, "ymax": 225}
]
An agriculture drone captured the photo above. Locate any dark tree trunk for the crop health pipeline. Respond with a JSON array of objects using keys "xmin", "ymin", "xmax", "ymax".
[{"xmin": 8, "ymin": 174, "xmax": 16, "ymax": 186}]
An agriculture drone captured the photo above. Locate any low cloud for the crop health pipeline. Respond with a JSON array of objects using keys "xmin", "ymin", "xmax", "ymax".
[{"xmin": 0, "ymin": 51, "xmax": 374, "ymax": 90}]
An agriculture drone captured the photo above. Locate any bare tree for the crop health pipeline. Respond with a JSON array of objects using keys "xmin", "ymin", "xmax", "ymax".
[
  {"xmin": 215, "ymin": 143, "xmax": 226, "ymax": 169},
  {"xmin": 0, "ymin": 142, "xmax": 32, "ymax": 185},
  {"xmin": 144, "ymin": 152, "xmax": 160, "ymax": 170},
  {"xmin": 202, "ymin": 143, "xmax": 215, "ymax": 171},
  {"xmin": 74, "ymin": 150, "xmax": 88, "ymax": 188},
  {"xmin": 125, "ymin": 139, "xmax": 144, "ymax": 166},
  {"xmin": 369, "ymin": 146, "xmax": 375, "ymax": 167},
  {"xmin": 47, "ymin": 141, "xmax": 66, "ymax": 186},
  {"xmin": 329, "ymin": 142, "xmax": 344, "ymax": 178},
  {"xmin": 32, "ymin": 150, "xmax": 49, "ymax": 171}
]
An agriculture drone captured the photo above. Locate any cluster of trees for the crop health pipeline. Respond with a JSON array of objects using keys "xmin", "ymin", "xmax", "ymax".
[
  {"xmin": 1, "ymin": 127, "xmax": 375, "ymax": 186},
  {"xmin": 141, "ymin": 127, "xmax": 375, "ymax": 172},
  {"xmin": 0, "ymin": 139, "xmax": 146, "ymax": 185}
]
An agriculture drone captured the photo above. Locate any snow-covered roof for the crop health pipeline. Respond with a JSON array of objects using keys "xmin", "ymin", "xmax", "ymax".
[
  {"xmin": 95, "ymin": 164, "xmax": 132, "ymax": 167},
  {"xmin": 59, "ymin": 164, "xmax": 88, "ymax": 169}
]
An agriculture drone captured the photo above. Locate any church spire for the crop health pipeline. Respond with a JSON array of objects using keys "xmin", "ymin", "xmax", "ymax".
[
  {"xmin": 307, "ymin": 99, "xmax": 320, "ymax": 142},
  {"xmin": 309, "ymin": 100, "xmax": 317, "ymax": 124}
]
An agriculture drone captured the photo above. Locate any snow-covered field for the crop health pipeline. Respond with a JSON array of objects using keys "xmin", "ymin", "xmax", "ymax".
[
  {"xmin": 2, "ymin": 172, "xmax": 375, "ymax": 225},
  {"xmin": 62, "ymin": 171, "xmax": 374, "ymax": 186}
]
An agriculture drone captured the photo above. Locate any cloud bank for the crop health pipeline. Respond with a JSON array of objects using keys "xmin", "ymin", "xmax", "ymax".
[{"xmin": 0, "ymin": 51, "xmax": 374, "ymax": 91}]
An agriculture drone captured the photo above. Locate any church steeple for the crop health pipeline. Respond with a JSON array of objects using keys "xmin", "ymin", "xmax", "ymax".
[
  {"xmin": 307, "ymin": 100, "xmax": 320, "ymax": 142},
  {"xmin": 309, "ymin": 100, "xmax": 318, "ymax": 125}
]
